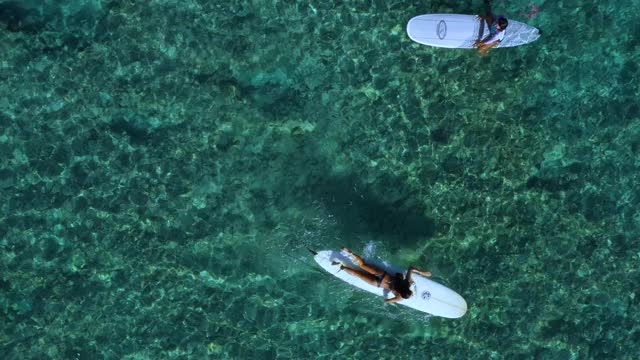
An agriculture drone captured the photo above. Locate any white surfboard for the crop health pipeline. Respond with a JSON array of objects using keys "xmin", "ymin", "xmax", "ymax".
[
  {"xmin": 406, "ymin": 14, "xmax": 541, "ymax": 48},
  {"xmin": 313, "ymin": 250, "xmax": 467, "ymax": 318}
]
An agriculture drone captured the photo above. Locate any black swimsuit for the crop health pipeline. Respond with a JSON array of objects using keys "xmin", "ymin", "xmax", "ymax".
[{"xmin": 376, "ymin": 272, "xmax": 387, "ymax": 287}]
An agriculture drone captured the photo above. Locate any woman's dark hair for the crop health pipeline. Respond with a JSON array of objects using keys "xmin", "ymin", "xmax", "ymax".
[
  {"xmin": 498, "ymin": 17, "xmax": 508, "ymax": 29},
  {"xmin": 394, "ymin": 273, "xmax": 413, "ymax": 299}
]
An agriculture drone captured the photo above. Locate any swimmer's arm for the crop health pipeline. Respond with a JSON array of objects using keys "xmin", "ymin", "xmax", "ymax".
[
  {"xmin": 406, "ymin": 266, "xmax": 432, "ymax": 283},
  {"xmin": 385, "ymin": 292, "xmax": 402, "ymax": 304},
  {"xmin": 477, "ymin": 30, "xmax": 502, "ymax": 46},
  {"xmin": 477, "ymin": 15, "xmax": 493, "ymax": 23}
]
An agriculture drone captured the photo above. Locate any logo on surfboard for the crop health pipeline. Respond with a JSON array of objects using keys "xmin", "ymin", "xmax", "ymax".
[
  {"xmin": 421, "ymin": 291, "xmax": 432, "ymax": 301},
  {"xmin": 436, "ymin": 20, "xmax": 447, "ymax": 39}
]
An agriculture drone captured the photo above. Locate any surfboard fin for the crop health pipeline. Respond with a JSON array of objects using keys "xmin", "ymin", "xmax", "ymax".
[{"xmin": 307, "ymin": 247, "xmax": 318, "ymax": 256}]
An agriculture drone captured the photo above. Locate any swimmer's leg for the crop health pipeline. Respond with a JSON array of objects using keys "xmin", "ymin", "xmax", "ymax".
[
  {"xmin": 340, "ymin": 265, "xmax": 381, "ymax": 287},
  {"xmin": 341, "ymin": 248, "xmax": 384, "ymax": 276},
  {"xmin": 477, "ymin": 41, "xmax": 499, "ymax": 56}
]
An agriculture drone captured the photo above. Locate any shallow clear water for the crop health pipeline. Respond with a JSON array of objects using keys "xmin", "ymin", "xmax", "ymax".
[{"xmin": 1, "ymin": 0, "xmax": 639, "ymax": 358}]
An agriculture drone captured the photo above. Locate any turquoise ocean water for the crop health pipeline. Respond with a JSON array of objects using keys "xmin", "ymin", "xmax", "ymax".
[{"xmin": 1, "ymin": 0, "xmax": 639, "ymax": 358}]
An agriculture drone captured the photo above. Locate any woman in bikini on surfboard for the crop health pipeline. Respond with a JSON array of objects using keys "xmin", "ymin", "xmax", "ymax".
[{"xmin": 338, "ymin": 247, "xmax": 432, "ymax": 304}]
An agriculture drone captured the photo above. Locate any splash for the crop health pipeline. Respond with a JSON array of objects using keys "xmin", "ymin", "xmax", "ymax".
[{"xmin": 363, "ymin": 240, "xmax": 376, "ymax": 258}]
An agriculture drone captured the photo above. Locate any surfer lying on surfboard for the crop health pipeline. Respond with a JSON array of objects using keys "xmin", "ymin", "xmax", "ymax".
[
  {"xmin": 474, "ymin": 0, "xmax": 509, "ymax": 55},
  {"xmin": 338, "ymin": 247, "xmax": 432, "ymax": 304},
  {"xmin": 474, "ymin": 16, "xmax": 508, "ymax": 55}
]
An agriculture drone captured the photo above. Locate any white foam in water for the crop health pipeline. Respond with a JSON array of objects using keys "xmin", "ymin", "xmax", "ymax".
[{"xmin": 363, "ymin": 240, "xmax": 376, "ymax": 258}]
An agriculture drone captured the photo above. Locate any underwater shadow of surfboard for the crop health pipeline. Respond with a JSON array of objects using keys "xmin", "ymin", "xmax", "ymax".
[{"xmin": 310, "ymin": 173, "xmax": 436, "ymax": 247}]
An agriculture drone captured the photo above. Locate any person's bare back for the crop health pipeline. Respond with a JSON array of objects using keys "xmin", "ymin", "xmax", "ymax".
[{"xmin": 339, "ymin": 248, "xmax": 431, "ymax": 303}]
